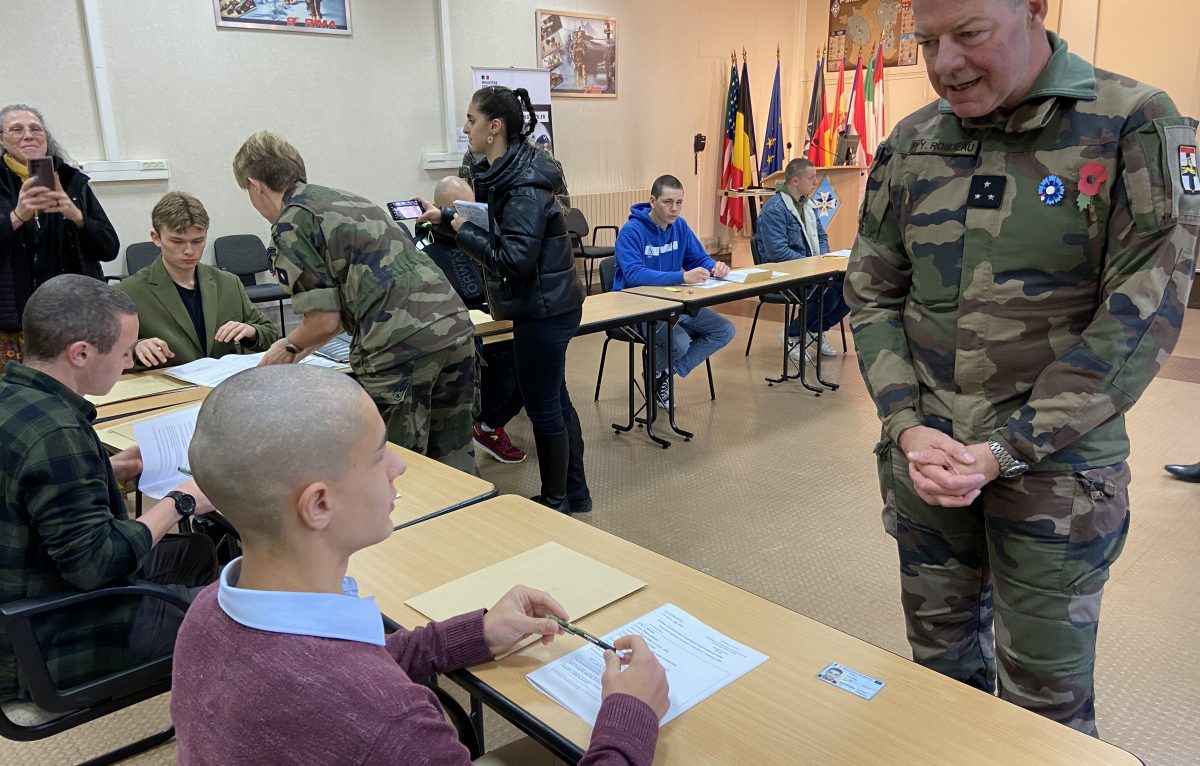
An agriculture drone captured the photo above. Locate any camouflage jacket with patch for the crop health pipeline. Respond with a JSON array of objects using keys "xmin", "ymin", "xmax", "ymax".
[
  {"xmin": 846, "ymin": 33, "xmax": 1200, "ymax": 471},
  {"xmin": 270, "ymin": 183, "xmax": 473, "ymax": 376}
]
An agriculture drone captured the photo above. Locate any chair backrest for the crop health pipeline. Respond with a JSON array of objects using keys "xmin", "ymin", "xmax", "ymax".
[
  {"xmin": 213, "ymin": 235, "xmax": 270, "ymax": 287},
  {"xmin": 124, "ymin": 242, "xmax": 160, "ymax": 275},
  {"xmin": 565, "ymin": 207, "xmax": 590, "ymax": 238},
  {"xmin": 598, "ymin": 256, "xmax": 617, "ymax": 294},
  {"xmin": 749, "ymin": 234, "xmax": 765, "ymax": 266}
]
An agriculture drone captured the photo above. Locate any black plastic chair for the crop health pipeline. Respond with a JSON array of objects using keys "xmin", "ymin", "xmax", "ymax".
[
  {"xmin": 0, "ymin": 584, "xmax": 192, "ymax": 765},
  {"xmin": 213, "ymin": 235, "xmax": 290, "ymax": 333},
  {"xmin": 743, "ymin": 236, "xmax": 848, "ymax": 355},
  {"xmin": 593, "ymin": 256, "xmax": 715, "ymax": 405},
  {"xmin": 104, "ymin": 242, "xmax": 161, "ymax": 284},
  {"xmin": 565, "ymin": 208, "xmax": 617, "ymax": 293}
]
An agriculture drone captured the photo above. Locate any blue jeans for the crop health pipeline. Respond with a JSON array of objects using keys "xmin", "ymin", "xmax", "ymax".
[
  {"xmin": 787, "ymin": 284, "xmax": 850, "ymax": 338},
  {"xmin": 651, "ymin": 308, "xmax": 735, "ymax": 377}
]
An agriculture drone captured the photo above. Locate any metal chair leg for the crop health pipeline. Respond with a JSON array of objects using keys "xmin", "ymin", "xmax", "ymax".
[
  {"xmin": 744, "ymin": 301, "xmax": 764, "ymax": 356},
  {"xmin": 594, "ymin": 337, "xmax": 612, "ymax": 401},
  {"xmin": 705, "ymin": 358, "xmax": 716, "ymax": 400},
  {"xmin": 840, "ymin": 317, "xmax": 848, "ymax": 352}
]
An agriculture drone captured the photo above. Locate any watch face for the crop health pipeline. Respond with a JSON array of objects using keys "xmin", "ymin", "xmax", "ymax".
[{"xmin": 174, "ymin": 492, "xmax": 197, "ymax": 514}]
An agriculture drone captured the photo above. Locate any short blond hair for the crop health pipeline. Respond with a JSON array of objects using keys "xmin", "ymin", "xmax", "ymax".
[
  {"xmin": 232, "ymin": 130, "xmax": 306, "ymax": 192},
  {"xmin": 151, "ymin": 191, "xmax": 209, "ymax": 234}
]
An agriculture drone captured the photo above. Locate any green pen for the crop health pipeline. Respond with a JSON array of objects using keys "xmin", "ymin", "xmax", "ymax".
[{"xmin": 549, "ymin": 615, "xmax": 618, "ymax": 653}]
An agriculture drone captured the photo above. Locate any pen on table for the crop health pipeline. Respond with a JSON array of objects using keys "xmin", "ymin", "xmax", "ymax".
[
  {"xmin": 177, "ymin": 466, "xmax": 192, "ymax": 476},
  {"xmin": 549, "ymin": 615, "xmax": 620, "ymax": 653}
]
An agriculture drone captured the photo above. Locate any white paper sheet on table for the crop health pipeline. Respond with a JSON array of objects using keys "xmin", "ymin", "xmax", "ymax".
[
  {"xmin": 527, "ymin": 603, "xmax": 768, "ymax": 726},
  {"xmin": 162, "ymin": 352, "xmax": 346, "ymax": 387},
  {"xmin": 692, "ymin": 270, "xmax": 787, "ymax": 289},
  {"xmin": 823, "ymin": 249, "xmax": 851, "ymax": 258},
  {"xmin": 133, "ymin": 404, "xmax": 201, "ymax": 498}
]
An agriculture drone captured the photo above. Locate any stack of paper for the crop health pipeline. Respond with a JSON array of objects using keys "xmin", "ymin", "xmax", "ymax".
[
  {"xmin": 453, "ymin": 200, "xmax": 489, "ymax": 229},
  {"xmin": 404, "ymin": 542, "xmax": 645, "ymax": 658},
  {"xmin": 85, "ymin": 374, "xmax": 195, "ymax": 407},
  {"xmin": 162, "ymin": 352, "xmax": 346, "ymax": 387},
  {"xmin": 527, "ymin": 603, "xmax": 768, "ymax": 726}
]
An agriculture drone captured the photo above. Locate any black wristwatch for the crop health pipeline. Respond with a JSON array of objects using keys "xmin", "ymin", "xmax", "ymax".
[
  {"xmin": 283, "ymin": 338, "xmax": 302, "ymax": 355},
  {"xmin": 166, "ymin": 490, "xmax": 197, "ymax": 518}
]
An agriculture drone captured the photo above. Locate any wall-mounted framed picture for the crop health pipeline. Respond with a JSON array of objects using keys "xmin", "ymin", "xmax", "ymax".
[
  {"xmin": 213, "ymin": 0, "xmax": 352, "ymax": 36},
  {"xmin": 536, "ymin": 10, "xmax": 616, "ymax": 98}
]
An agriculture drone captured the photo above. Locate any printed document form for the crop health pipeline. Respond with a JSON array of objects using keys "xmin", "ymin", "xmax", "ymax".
[
  {"xmin": 132, "ymin": 404, "xmax": 201, "ymax": 498},
  {"xmin": 527, "ymin": 603, "xmax": 767, "ymax": 726}
]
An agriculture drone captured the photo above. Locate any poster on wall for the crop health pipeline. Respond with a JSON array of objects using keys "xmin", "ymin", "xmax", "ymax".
[
  {"xmin": 213, "ymin": 0, "xmax": 351, "ymax": 35},
  {"xmin": 827, "ymin": 0, "xmax": 916, "ymax": 71},
  {"xmin": 535, "ymin": 10, "xmax": 617, "ymax": 98},
  {"xmin": 470, "ymin": 67, "xmax": 556, "ymax": 156}
]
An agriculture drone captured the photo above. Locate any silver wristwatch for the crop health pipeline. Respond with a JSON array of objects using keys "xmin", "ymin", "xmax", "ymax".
[{"xmin": 988, "ymin": 440, "xmax": 1028, "ymax": 478}]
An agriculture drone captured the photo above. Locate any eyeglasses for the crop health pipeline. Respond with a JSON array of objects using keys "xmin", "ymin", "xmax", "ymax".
[{"xmin": 3, "ymin": 125, "xmax": 46, "ymax": 137}]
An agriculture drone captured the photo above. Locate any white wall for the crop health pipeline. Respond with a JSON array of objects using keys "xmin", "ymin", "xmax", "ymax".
[{"xmin": 1, "ymin": 0, "xmax": 805, "ymax": 271}]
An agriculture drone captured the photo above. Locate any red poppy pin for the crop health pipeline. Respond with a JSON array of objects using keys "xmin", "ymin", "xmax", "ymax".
[{"xmin": 1077, "ymin": 162, "xmax": 1108, "ymax": 212}]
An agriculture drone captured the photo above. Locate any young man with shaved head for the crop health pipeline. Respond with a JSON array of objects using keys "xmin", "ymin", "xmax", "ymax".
[
  {"xmin": 171, "ymin": 365, "xmax": 667, "ymax": 764},
  {"xmin": 846, "ymin": 0, "xmax": 1199, "ymax": 735}
]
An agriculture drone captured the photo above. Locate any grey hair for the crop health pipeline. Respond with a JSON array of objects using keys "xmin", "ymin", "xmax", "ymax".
[{"xmin": 0, "ymin": 103, "xmax": 72, "ymax": 165}]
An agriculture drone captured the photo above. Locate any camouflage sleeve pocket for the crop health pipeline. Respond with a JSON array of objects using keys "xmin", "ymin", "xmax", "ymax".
[
  {"xmin": 858, "ymin": 142, "xmax": 894, "ymax": 240},
  {"xmin": 1125, "ymin": 116, "xmax": 1200, "ymax": 234}
]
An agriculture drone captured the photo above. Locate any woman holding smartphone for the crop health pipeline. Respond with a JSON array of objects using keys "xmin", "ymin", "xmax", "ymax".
[
  {"xmin": 423, "ymin": 86, "xmax": 590, "ymax": 514},
  {"xmin": 0, "ymin": 104, "xmax": 118, "ymax": 373}
]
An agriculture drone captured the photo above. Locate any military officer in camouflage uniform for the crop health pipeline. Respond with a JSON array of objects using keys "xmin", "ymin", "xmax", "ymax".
[
  {"xmin": 233, "ymin": 131, "xmax": 477, "ymax": 475},
  {"xmin": 846, "ymin": 0, "xmax": 1199, "ymax": 736}
]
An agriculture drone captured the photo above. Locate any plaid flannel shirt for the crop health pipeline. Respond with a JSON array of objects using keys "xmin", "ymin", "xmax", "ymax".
[{"xmin": 0, "ymin": 362, "xmax": 152, "ymax": 700}]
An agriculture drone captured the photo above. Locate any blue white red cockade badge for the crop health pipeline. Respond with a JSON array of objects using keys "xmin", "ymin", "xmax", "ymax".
[{"xmin": 1038, "ymin": 175, "xmax": 1065, "ymax": 206}]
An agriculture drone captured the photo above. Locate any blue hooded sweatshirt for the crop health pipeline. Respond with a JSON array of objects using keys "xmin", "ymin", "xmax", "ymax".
[{"xmin": 613, "ymin": 203, "xmax": 717, "ymax": 290}]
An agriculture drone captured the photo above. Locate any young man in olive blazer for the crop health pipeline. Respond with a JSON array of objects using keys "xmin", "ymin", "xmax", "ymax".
[{"xmin": 117, "ymin": 192, "xmax": 279, "ymax": 367}]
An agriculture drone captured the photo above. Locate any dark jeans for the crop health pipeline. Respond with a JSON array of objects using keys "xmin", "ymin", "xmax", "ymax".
[
  {"xmin": 129, "ymin": 533, "xmax": 219, "ymax": 661},
  {"xmin": 477, "ymin": 340, "xmax": 524, "ymax": 430},
  {"xmin": 511, "ymin": 307, "xmax": 582, "ymax": 435},
  {"xmin": 787, "ymin": 283, "xmax": 851, "ymax": 337}
]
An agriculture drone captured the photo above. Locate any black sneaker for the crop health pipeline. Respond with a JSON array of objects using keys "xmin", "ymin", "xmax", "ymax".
[{"xmin": 654, "ymin": 371, "xmax": 671, "ymax": 409}]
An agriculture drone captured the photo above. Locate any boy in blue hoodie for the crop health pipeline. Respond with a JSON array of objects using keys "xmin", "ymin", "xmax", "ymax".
[{"xmin": 614, "ymin": 175, "xmax": 735, "ymax": 408}]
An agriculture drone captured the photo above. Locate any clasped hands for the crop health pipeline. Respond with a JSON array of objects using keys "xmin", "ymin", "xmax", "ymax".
[
  {"xmin": 482, "ymin": 585, "xmax": 670, "ymax": 719},
  {"xmin": 897, "ymin": 426, "xmax": 1002, "ymax": 507}
]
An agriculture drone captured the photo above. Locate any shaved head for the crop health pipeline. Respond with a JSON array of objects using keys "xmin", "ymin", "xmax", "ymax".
[
  {"xmin": 434, "ymin": 175, "xmax": 474, "ymax": 208},
  {"xmin": 189, "ymin": 365, "xmax": 373, "ymax": 542}
]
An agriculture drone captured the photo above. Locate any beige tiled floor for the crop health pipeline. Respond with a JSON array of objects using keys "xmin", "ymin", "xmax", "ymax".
[{"xmin": 5, "ymin": 296, "xmax": 1198, "ymax": 765}]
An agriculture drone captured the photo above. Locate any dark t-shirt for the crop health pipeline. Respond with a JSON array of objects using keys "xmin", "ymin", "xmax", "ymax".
[{"xmin": 174, "ymin": 282, "xmax": 206, "ymax": 355}]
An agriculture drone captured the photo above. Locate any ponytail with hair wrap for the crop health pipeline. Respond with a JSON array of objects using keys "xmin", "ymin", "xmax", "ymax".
[{"xmin": 471, "ymin": 85, "xmax": 538, "ymax": 142}]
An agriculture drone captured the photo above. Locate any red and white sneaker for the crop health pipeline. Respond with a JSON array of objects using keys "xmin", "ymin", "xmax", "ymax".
[{"xmin": 472, "ymin": 423, "xmax": 527, "ymax": 463}]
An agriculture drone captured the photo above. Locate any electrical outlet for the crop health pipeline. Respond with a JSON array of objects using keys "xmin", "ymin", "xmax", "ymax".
[{"xmin": 140, "ymin": 160, "xmax": 168, "ymax": 171}]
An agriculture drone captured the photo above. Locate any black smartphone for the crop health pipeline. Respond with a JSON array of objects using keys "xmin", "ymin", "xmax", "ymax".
[
  {"xmin": 387, "ymin": 199, "xmax": 424, "ymax": 221},
  {"xmin": 28, "ymin": 156, "xmax": 54, "ymax": 189}
]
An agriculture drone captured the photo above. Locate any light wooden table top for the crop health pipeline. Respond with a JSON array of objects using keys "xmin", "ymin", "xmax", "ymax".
[
  {"xmin": 482, "ymin": 290, "xmax": 679, "ymax": 346},
  {"xmin": 93, "ymin": 379, "xmax": 210, "ymax": 423},
  {"xmin": 622, "ymin": 256, "xmax": 847, "ymax": 309},
  {"xmin": 348, "ymin": 495, "xmax": 1140, "ymax": 766},
  {"xmin": 386, "ymin": 444, "xmax": 495, "ymax": 529}
]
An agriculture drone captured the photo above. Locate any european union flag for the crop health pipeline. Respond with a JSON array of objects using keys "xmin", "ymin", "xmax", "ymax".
[
  {"xmin": 759, "ymin": 57, "xmax": 784, "ymax": 178},
  {"xmin": 812, "ymin": 176, "xmax": 841, "ymax": 226}
]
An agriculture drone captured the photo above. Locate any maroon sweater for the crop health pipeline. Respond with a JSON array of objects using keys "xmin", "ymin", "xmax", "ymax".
[{"xmin": 172, "ymin": 585, "xmax": 658, "ymax": 765}]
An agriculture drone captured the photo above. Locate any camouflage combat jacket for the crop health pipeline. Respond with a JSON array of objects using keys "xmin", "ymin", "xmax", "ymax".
[
  {"xmin": 847, "ymin": 33, "xmax": 1200, "ymax": 471},
  {"xmin": 270, "ymin": 183, "xmax": 473, "ymax": 376}
]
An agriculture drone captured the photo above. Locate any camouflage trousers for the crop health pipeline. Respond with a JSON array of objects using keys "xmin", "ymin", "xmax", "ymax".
[
  {"xmin": 875, "ymin": 439, "xmax": 1130, "ymax": 736},
  {"xmin": 358, "ymin": 337, "xmax": 478, "ymax": 476}
]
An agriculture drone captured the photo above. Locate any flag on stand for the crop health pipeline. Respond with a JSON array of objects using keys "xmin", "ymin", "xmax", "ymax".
[
  {"xmin": 825, "ymin": 57, "xmax": 846, "ymax": 163},
  {"xmin": 759, "ymin": 51, "xmax": 785, "ymax": 179},
  {"xmin": 865, "ymin": 44, "xmax": 886, "ymax": 161},
  {"xmin": 806, "ymin": 54, "xmax": 827, "ymax": 167},
  {"xmin": 848, "ymin": 56, "xmax": 870, "ymax": 165},
  {"xmin": 719, "ymin": 56, "xmax": 744, "ymax": 230},
  {"xmin": 739, "ymin": 57, "xmax": 758, "ymax": 187}
]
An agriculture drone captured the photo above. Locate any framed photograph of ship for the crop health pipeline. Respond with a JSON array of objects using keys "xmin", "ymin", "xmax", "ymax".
[{"xmin": 536, "ymin": 10, "xmax": 617, "ymax": 98}]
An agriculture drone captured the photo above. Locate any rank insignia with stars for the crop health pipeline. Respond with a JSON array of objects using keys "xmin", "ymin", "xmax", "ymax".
[{"xmin": 967, "ymin": 175, "xmax": 1006, "ymax": 209}]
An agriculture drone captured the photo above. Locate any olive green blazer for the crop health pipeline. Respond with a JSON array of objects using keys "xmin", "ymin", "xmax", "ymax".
[{"xmin": 116, "ymin": 256, "xmax": 280, "ymax": 366}]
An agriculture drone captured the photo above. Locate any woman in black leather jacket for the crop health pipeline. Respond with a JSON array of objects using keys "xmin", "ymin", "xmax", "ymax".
[
  {"xmin": 429, "ymin": 86, "xmax": 589, "ymax": 513},
  {"xmin": 0, "ymin": 104, "xmax": 119, "ymax": 373}
]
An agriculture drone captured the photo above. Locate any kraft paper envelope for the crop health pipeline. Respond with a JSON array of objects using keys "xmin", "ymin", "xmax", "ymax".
[
  {"xmin": 86, "ymin": 374, "xmax": 195, "ymax": 407},
  {"xmin": 405, "ymin": 542, "xmax": 646, "ymax": 658}
]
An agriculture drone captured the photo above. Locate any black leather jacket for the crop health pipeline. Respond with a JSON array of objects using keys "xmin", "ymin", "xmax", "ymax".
[
  {"xmin": 0, "ymin": 157, "xmax": 119, "ymax": 329},
  {"xmin": 456, "ymin": 140, "xmax": 583, "ymax": 322}
]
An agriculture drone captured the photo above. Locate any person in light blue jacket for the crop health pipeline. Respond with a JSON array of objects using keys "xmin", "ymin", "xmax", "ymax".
[
  {"xmin": 613, "ymin": 175, "xmax": 734, "ymax": 409},
  {"xmin": 754, "ymin": 158, "xmax": 849, "ymax": 362}
]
